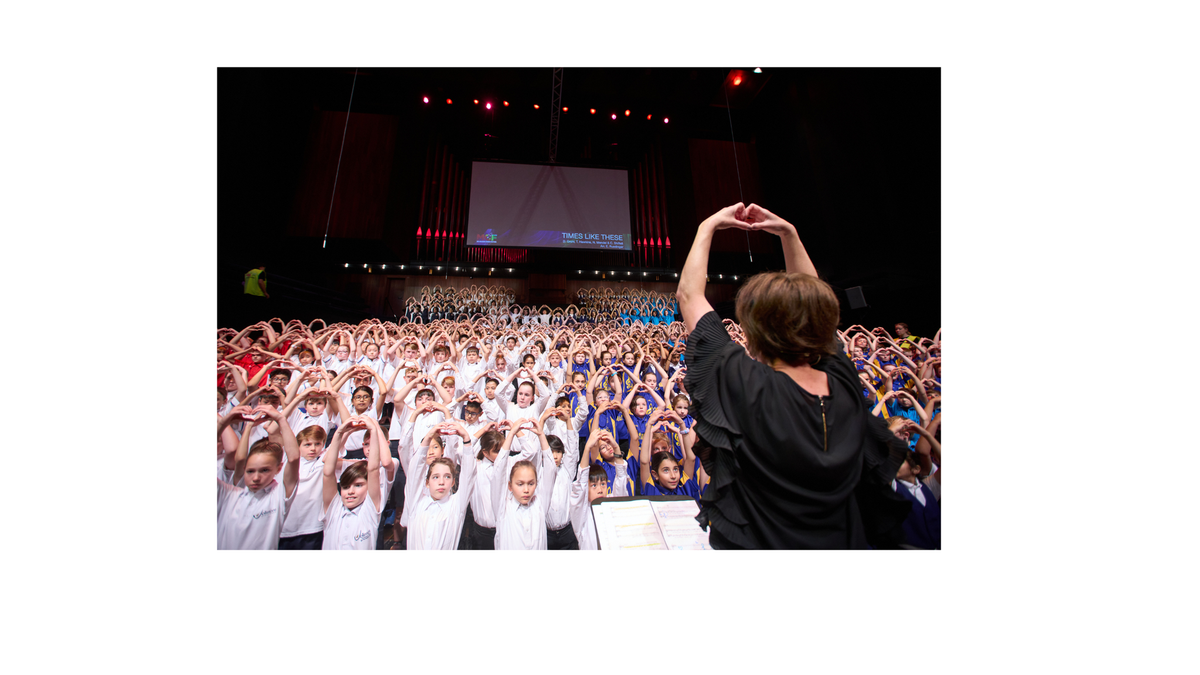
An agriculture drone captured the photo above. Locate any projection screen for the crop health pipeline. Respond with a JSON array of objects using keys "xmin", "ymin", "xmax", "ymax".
[{"xmin": 465, "ymin": 161, "xmax": 633, "ymax": 251}]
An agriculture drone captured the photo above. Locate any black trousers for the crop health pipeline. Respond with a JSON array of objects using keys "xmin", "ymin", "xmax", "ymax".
[
  {"xmin": 546, "ymin": 523, "xmax": 579, "ymax": 550},
  {"xmin": 278, "ymin": 531, "xmax": 324, "ymax": 550},
  {"xmin": 469, "ymin": 520, "xmax": 496, "ymax": 550}
]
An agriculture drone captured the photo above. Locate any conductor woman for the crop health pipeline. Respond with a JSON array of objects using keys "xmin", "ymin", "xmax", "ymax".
[{"xmin": 676, "ymin": 203, "xmax": 910, "ymax": 549}]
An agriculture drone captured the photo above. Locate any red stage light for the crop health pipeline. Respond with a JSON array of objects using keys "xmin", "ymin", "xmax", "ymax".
[
  {"xmin": 562, "ymin": 106, "xmax": 568, "ymax": 112},
  {"xmin": 664, "ymin": 117, "xmax": 669, "ymax": 124},
  {"xmin": 486, "ymin": 102, "xmax": 492, "ymax": 109},
  {"xmin": 733, "ymin": 76, "xmax": 742, "ymax": 86},
  {"xmin": 503, "ymin": 101, "xmax": 509, "ymax": 106},
  {"xmin": 590, "ymin": 108, "xmax": 596, "ymax": 114},
  {"xmin": 646, "ymin": 114, "xmax": 651, "ymax": 120},
  {"xmin": 473, "ymin": 99, "xmax": 479, "ymax": 104},
  {"xmin": 624, "ymin": 110, "xmax": 630, "ymax": 116},
  {"xmin": 422, "ymin": 96, "xmax": 429, "ymax": 103},
  {"xmin": 533, "ymin": 104, "xmax": 539, "ymax": 109},
  {"xmin": 611, "ymin": 113, "xmax": 616, "ymax": 120}
]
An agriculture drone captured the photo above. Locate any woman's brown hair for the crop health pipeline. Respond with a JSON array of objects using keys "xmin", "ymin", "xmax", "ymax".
[{"xmin": 734, "ymin": 272, "xmax": 839, "ymax": 367}]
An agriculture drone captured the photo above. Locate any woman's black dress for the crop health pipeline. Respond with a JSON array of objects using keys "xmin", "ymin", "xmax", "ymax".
[{"xmin": 683, "ymin": 311, "xmax": 911, "ymax": 549}]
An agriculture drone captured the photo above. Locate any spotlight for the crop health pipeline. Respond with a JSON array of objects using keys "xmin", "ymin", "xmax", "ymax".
[
  {"xmin": 419, "ymin": 266, "xmax": 423, "ymax": 270},
  {"xmin": 533, "ymin": 104, "xmax": 539, "ymax": 109},
  {"xmin": 446, "ymin": 98, "xmax": 452, "ymax": 104},
  {"xmin": 344, "ymin": 263, "xmax": 348, "ymax": 268},
  {"xmin": 578, "ymin": 270, "xmax": 582, "ymax": 274},
  {"xmin": 733, "ymin": 275, "xmax": 738, "ymax": 280},
  {"xmin": 594, "ymin": 271, "xmax": 598, "ymax": 274},
  {"xmin": 423, "ymin": 96, "xmax": 429, "ymax": 103},
  {"xmin": 611, "ymin": 113, "xmax": 617, "ymax": 120},
  {"xmin": 382, "ymin": 265, "xmax": 386, "ymax": 269},
  {"xmin": 490, "ymin": 268, "xmax": 494, "ymax": 272},
  {"xmin": 455, "ymin": 267, "xmax": 458, "ymax": 271},
  {"xmin": 473, "ymin": 267, "xmax": 477, "ymax": 271},
  {"xmin": 627, "ymin": 271, "xmax": 631, "ymax": 276},
  {"xmin": 401, "ymin": 265, "xmax": 405, "ymax": 269},
  {"xmin": 590, "ymin": 108, "xmax": 596, "ymax": 114},
  {"xmin": 485, "ymin": 102, "xmax": 491, "ymax": 109},
  {"xmin": 642, "ymin": 272, "xmax": 646, "ymax": 276},
  {"xmin": 508, "ymin": 268, "xmax": 513, "ymax": 272},
  {"xmin": 562, "ymin": 106, "xmax": 568, "ymax": 112},
  {"xmin": 733, "ymin": 76, "xmax": 742, "ymax": 86},
  {"xmin": 363, "ymin": 264, "xmax": 368, "ymax": 268},
  {"xmin": 437, "ymin": 266, "xmax": 441, "ymax": 270},
  {"xmin": 753, "ymin": 68, "xmax": 762, "ymax": 73},
  {"xmin": 624, "ymin": 110, "xmax": 630, "ymax": 117},
  {"xmin": 718, "ymin": 274, "xmax": 722, "ymax": 279},
  {"xmin": 674, "ymin": 273, "xmax": 678, "ymax": 277},
  {"xmin": 664, "ymin": 117, "xmax": 669, "ymax": 124},
  {"xmin": 646, "ymin": 114, "xmax": 652, "ymax": 120},
  {"xmin": 503, "ymin": 101, "xmax": 509, "ymax": 107}
]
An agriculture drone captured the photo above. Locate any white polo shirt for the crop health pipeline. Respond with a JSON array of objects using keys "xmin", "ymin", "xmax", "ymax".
[
  {"xmin": 217, "ymin": 478, "xmax": 296, "ymax": 550},
  {"xmin": 319, "ymin": 493, "xmax": 382, "ymax": 550},
  {"xmin": 279, "ymin": 457, "xmax": 328, "ymax": 538}
]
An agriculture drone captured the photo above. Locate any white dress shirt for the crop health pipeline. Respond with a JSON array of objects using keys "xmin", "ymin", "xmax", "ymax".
[{"xmin": 404, "ymin": 449, "xmax": 480, "ymax": 550}]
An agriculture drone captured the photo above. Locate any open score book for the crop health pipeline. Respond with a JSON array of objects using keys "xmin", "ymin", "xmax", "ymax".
[{"xmin": 590, "ymin": 496, "xmax": 712, "ymax": 550}]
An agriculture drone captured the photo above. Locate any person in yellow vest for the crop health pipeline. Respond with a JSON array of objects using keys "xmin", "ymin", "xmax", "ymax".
[{"xmin": 244, "ymin": 266, "xmax": 269, "ymax": 299}]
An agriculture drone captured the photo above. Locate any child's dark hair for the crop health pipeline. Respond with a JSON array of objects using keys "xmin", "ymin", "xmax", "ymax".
[
  {"xmin": 650, "ymin": 451, "xmax": 679, "ymax": 476},
  {"xmin": 270, "ymin": 368, "xmax": 290, "ymax": 381},
  {"xmin": 338, "ymin": 461, "xmax": 369, "ymax": 491},
  {"xmin": 587, "ymin": 465, "xmax": 608, "ymax": 484},
  {"xmin": 554, "ymin": 395, "xmax": 571, "ymax": 409},
  {"xmin": 546, "ymin": 434, "xmax": 564, "ymax": 456},
  {"xmin": 476, "ymin": 430, "xmax": 505, "ymax": 461},
  {"xmin": 464, "ymin": 400, "xmax": 482, "ymax": 415},
  {"xmin": 485, "ymin": 378, "xmax": 499, "ymax": 388},
  {"xmin": 353, "ymin": 385, "xmax": 373, "ymax": 400}
]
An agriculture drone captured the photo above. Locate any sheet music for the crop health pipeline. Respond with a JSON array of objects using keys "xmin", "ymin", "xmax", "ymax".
[
  {"xmin": 649, "ymin": 499, "xmax": 712, "ymax": 550},
  {"xmin": 592, "ymin": 501, "xmax": 667, "ymax": 550}
]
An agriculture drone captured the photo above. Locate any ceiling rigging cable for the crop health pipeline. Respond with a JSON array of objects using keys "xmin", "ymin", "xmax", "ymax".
[
  {"xmin": 323, "ymin": 68, "xmax": 358, "ymax": 249},
  {"xmin": 724, "ymin": 80, "xmax": 752, "ymax": 263}
]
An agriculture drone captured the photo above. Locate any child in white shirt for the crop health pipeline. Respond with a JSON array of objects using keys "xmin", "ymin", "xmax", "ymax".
[
  {"xmin": 318, "ymin": 416, "xmax": 382, "ymax": 550},
  {"xmin": 217, "ymin": 405, "xmax": 301, "ymax": 550}
]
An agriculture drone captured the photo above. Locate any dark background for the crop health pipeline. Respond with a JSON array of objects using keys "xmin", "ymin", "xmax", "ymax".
[{"xmin": 218, "ymin": 67, "xmax": 939, "ymax": 335}]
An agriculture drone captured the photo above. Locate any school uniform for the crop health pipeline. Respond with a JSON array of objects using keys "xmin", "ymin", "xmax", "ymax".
[
  {"xmin": 667, "ymin": 415, "xmax": 693, "ymax": 461},
  {"xmin": 568, "ymin": 467, "xmax": 600, "ymax": 550},
  {"xmin": 320, "ymin": 492, "xmax": 382, "ymax": 551},
  {"xmin": 642, "ymin": 474, "xmax": 702, "ymax": 501},
  {"xmin": 893, "ymin": 479, "xmax": 941, "ymax": 549},
  {"xmin": 586, "ymin": 406, "xmax": 630, "ymax": 447},
  {"xmin": 492, "ymin": 442, "xmax": 557, "ymax": 550},
  {"xmin": 323, "ymin": 354, "xmax": 354, "ymax": 377},
  {"xmin": 544, "ymin": 416, "xmax": 583, "ymax": 549},
  {"xmin": 405, "ymin": 449, "xmax": 480, "ymax": 550},
  {"xmin": 278, "ymin": 456, "xmax": 330, "ymax": 548},
  {"xmin": 217, "ymin": 478, "xmax": 296, "ymax": 550},
  {"xmin": 591, "ymin": 458, "xmax": 634, "ymax": 498},
  {"xmin": 468, "ymin": 453, "xmax": 500, "ymax": 549}
]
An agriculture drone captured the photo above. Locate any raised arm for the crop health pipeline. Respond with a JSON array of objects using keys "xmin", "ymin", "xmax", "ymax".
[{"xmin": 321, "ymin": 423, "xmax": 352, "ymax": 512}]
